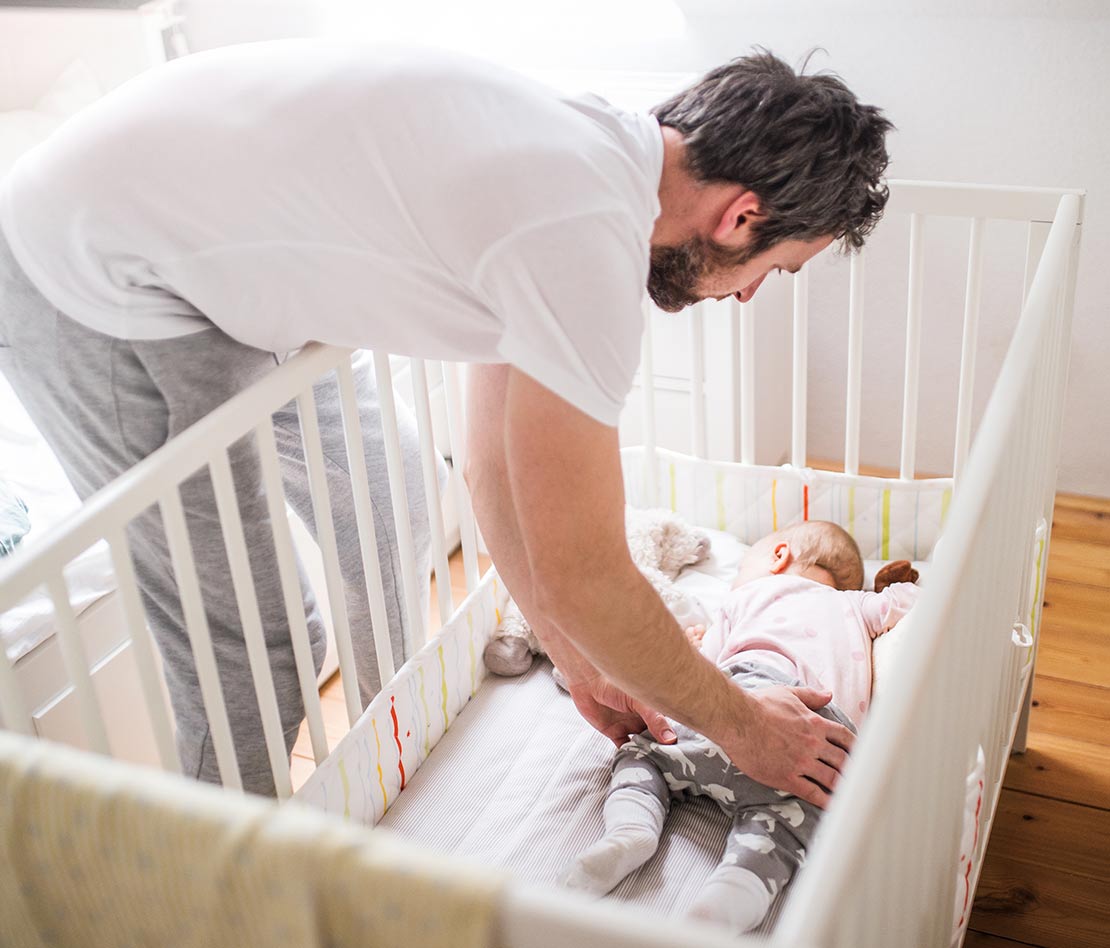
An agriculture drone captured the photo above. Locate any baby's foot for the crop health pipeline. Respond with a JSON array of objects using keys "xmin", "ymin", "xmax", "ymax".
[
  {"xmin": 688, "ymin": 866, "xmax": 772, "ymax": 933},
  {"xmin": 557, "ymin": 824, "xmax": 661, "ymax": 896}
]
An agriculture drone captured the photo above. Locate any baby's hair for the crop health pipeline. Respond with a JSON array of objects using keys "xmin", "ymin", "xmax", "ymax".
[{"xmin": 778, "ymin": 520, "xmax": 864, "ymax": 591}]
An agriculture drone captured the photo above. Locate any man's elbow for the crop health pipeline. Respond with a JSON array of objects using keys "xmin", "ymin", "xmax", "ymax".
[
  {"xmin": 462, "ymin": 447, "xmax": 498, "ymax": 503},
  {"xmin": 462, "ymin": 455, "xmax": 479, "ymax": 495}
]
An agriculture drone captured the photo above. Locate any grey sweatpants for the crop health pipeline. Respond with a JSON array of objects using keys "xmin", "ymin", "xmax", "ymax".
[
  {"xmin": 0, "ymin": 231, "xmax": 439, "ymax": 795},
  {"xmin": 614, "ymin": 661, "xmax": 857, "ymax": 900}
]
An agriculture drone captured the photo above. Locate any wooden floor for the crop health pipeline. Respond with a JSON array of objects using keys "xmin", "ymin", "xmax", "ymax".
[{"xmin": 293, "ymin": 495, "xmax": 1110, "ymax": 946}]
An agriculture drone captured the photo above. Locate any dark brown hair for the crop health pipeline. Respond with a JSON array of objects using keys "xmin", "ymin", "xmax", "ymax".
[{"xmin": 653, "ymin": 49, "xmax": 893, "ymax": 255}]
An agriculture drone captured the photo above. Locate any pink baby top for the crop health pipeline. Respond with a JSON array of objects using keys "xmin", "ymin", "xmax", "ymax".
[{"xmin": 698, "ymin": 576, "xmax": 920, "ymax": 729}]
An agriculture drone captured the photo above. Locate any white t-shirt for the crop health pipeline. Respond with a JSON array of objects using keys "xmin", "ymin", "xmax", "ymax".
[{"xmin": 0, "ymin": 41, "xmax": 663, "ymax": 426}]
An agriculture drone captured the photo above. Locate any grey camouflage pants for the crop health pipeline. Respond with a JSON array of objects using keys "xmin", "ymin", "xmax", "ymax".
[{"xmin": 614, "ymin": 660, "xmax": 857, "ymax": 900}]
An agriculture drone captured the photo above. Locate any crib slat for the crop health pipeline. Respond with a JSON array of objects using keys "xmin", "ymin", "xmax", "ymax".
[
  {"xmin": 728, "ymin": 301, "xmax": 741, "ymax": 462},
  {"xmin": 297, "ymin": 387, "xmax": 363, "ymax": 726},
  {"xmin": 844, "ymin": 253, "xmax": 865, "ymax": 475},
  {"xmin": 45, "ymin": 573, "xmax": 111, "ymax": 756},
  {"xmin": 209, "ymin": 450, "xmax": 294, "ymax": 799},
  {"xmin": 739, "ymin": 300, "xmax": 756, "ymax": 465},
  {"xmin": 640, "ymin": 300, "xmax": 659, "ymax": 503},
  {"xmin": 1023, "ymin": 220, "xmax": 1052, "ymax": 306},
  {"xmin": 255, "ymin": 420, "xmax": 329, "ymax": 765},
  {"xmin": 371, "ymin": 352, "xmax": 426, "ymax": 649},
  {"xmin": 953, "ymin": 218, "xmax": 986, "ymax": 487},
  {"xmin": 335, "ymin": 359, "xmax": 397, "ymax": 686},
  {"xmin": 0, "ymin": 625, "xmax": 31, "ymax": 735},
  {"xmin": 410, "ymin": 359, "xmax": 453, "ymax": 624},
  {"xmin": 689, "ymin": 306, "xmax": 707, "ymax": 458},
  {"xmin": 441, "ymin": 360, "xmax": 481, "ymax": 594},
  {"xmin": 900, "ymin": 213, "xmax": 926, "ymax": 479},
  {"xmin": 791, "ymin": 268, "xmax": 809, "ymax": 467},
  {"xmin": 160, "ymin": 488, "xmax": 242, "ymax": 791},
  {"xmin": 106, "ymin": 527, "xmax": 179, "ymax": 773}
]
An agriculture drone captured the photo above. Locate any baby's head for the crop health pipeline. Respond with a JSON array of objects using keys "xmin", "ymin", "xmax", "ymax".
[{"xmin": 735, "ymin": 521, "xmax": 864, "ymax": 591}]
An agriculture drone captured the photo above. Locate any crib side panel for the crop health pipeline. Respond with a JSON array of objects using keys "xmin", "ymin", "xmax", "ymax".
[
  {"xmin": 0, "ymin": 344, "xmax": 482, "ymax": 800},
  {"xmin": 294, "ymin": 570, "xmax": 508, "ymax": 824},
  {"xmin": 770, "ymin": 194, "xmax": 1082, "ymax": 948},
  {"xmin": 622, "ymin": 448, "xmax": 952, "ymax": 563}
]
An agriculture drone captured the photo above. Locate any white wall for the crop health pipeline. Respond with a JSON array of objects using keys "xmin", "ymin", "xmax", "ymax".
[
  {"xmin": 677, "ymin": 1, "xmax": 1108, "ymax": 495},
  {"xmin": 181, "ymin": 0, "xmax": 1109, "ymax": 494}
]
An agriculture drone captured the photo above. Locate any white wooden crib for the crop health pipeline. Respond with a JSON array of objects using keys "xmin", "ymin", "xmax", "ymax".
[{"xmin": 0, "ymin": 179, "xmax": 1084, "ymax": 947}]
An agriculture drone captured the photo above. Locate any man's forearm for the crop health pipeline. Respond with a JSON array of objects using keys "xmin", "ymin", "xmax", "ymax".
[
  {"xmin": 478, "ymin": 458, "xmax": 748, "ymax": 743},
  {"xmin": 538, "ymin": 562, "xmax": 753, "ymax": 745},
  {"xmin": 470, "ymin": 477, "xmax": 598, "ymax": 684},
  {"xmin": 466, "ymin": 363, "xmax": 619, "ymax": 695},
  {"xmin": 466, "ymin": 363, "xmax": 752, "ymax": 747}
]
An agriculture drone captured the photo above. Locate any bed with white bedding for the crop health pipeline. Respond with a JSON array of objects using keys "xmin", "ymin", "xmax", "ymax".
[{"xmin": 0, "ymin": 373, "xmax": 119, "ymax": 665}]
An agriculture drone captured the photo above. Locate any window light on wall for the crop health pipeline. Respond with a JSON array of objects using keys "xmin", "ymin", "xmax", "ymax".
[{"xmin": 320, "ymin": 0, "xmax": 689, "ymax": 56}]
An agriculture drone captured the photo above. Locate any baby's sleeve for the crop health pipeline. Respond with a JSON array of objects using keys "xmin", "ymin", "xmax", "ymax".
[
  {"xmin": 859, "ymin": 582, "xmax": 921, "ymax": 639},
  {"xmin": 698, "ymin": 605, "xmax": 732, "ymax": 662}
]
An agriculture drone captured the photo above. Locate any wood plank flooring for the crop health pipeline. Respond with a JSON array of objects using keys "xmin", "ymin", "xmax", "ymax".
[{"xmin": 293, "ymin": 492, "xmax": 1110, "ymax": 947}]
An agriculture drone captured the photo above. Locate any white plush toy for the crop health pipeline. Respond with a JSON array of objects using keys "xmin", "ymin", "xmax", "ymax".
[{"xmin": 483, "ymin": 507, "xmax": 711, "ymax": 680}]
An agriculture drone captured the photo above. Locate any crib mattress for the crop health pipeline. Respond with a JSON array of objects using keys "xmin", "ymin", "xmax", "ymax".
[
  {"xmin": 375, "ymin": 530, "xmax": 931, "ymax": 920},
  {"xmin": 377, "ymin": 655, "xmax": 737, "ymax": 917}
]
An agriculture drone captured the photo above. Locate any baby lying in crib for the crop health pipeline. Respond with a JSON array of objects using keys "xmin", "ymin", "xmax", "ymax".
[{"xmin": 559, "ymin": 520, "xmax": 919, "ymax": 933}]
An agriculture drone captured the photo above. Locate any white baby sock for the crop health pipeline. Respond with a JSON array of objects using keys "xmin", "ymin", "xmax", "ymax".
[
  {"xmin": 688, "ymin": 865, "xmax": 773, "ymax": 934},
  {"xmin": 558, "ymin": 789, "xmax": 666, "ymax": 896}
]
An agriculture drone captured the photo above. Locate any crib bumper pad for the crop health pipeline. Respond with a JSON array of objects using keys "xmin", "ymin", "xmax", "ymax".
[{"xmin": 0, "ymin": 731, "xmax": 504, "ymax": 948}]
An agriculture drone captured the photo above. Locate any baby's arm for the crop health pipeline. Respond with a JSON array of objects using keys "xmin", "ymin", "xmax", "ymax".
[{"xmin": 859, "ymin": 582, "xmax": 920, "ymax": 639}]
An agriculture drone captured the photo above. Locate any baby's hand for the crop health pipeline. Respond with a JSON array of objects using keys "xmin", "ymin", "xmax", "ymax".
[{"xmin": 684, "ymin": 624, "xmax": 706, "ymax": 647}]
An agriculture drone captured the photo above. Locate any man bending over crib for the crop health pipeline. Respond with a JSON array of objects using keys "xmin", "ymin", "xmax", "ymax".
[
  {"xmin": 0, "ymin": 39, "xmax": 890, "ymax": 797},
  {"xmin": 558, "ymin": 521, "xmax": 918, "ymax": 933}
]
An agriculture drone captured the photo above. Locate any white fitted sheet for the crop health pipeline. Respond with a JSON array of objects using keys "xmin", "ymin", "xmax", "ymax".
[
  {"xmin": 378, "ymin": 657, "xmax": 736, "ymax": 917},
  {"xmin": 378, "ymin": 534, "xmax": 761, "ymax": 919}
]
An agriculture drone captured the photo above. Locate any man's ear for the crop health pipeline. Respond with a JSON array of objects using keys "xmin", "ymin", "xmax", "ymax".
[
  {"xmin": 712, "ymin": 189, "xmax": 764, "ymax": 247},
  {"xmin": 769, "ymin": 541, "xmax": 793, "ymax": 574}
]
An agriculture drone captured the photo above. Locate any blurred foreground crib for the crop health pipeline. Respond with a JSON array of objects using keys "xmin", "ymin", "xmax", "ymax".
[{"xmin": 0, "ymin": 180, "xmax": 1084, "ymax": 948}]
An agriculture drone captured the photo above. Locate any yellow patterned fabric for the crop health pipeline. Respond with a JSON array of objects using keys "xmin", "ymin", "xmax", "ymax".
[{"xmin": 0, "ymin": 732, "xmax": 503, "ymax": 948}]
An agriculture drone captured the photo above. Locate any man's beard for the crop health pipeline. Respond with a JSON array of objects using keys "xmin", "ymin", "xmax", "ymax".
[{"xmin": 647, "ymin": 236, "xmax": 758, "ymax": 313}]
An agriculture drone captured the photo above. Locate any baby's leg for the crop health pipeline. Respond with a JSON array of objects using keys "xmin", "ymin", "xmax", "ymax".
[
  {"xmin": 689, "ymin": 800, "xmax": 819, "ymax": 933},
  {"xmin": 558, "ymin": 749, "xmax": 670, "ymax": 896}
]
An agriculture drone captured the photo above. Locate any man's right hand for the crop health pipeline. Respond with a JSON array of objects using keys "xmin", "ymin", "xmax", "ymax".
[
  {"xmin": 567, "ymin": 675, "xmax": 677, "ymax": 748},
  {"xmin": 718, "ymin": 684, "xmax": 855, "ymax": 809}
]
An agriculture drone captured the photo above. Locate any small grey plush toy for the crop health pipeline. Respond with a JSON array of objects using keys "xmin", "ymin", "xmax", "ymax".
[{"xmin": 483, "ymin": 507, "xmax": 711, "ymax": 684}]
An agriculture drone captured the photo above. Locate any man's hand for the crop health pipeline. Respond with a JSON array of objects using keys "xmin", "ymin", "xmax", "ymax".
[
  {"xmin": 720, "ymin": 684, "xmax": 855, "ymax": 809},
  {"xmin": 567, "ymin": 675, "xmax": 677, "ymax": 748}
]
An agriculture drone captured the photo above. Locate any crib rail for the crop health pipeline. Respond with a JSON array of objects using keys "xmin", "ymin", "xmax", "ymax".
[
  {"xmin": 636, "ymin": 179, "xmax": 1085, "ymax": 486},
  {"xmin": 0, "ymin": 345, "xmax": 481, "ymax": 798},
  {"xmin": 771, "ymin": 192, "xmax": 1082, "ymax": 946}
]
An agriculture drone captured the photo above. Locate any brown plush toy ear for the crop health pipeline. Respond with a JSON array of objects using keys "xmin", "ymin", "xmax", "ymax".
[{"xmin": 874, "ymin": 559, "xmax": 919, "ymax": 593}]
